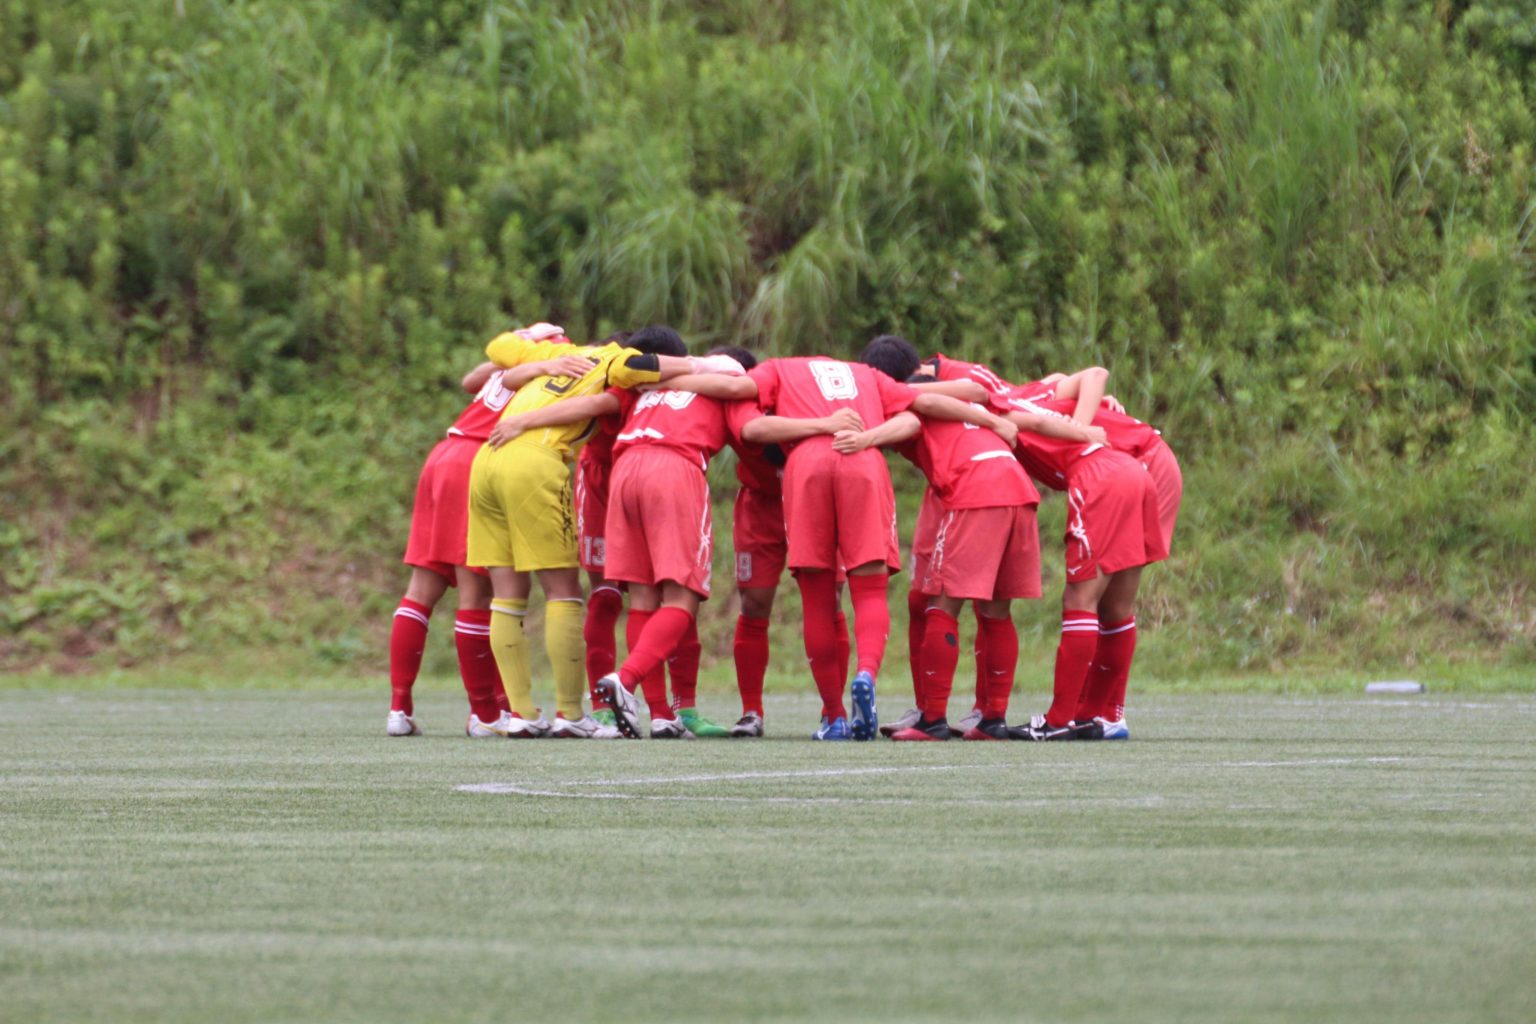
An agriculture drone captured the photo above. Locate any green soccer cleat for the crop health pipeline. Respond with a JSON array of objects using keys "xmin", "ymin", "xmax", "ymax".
[{"xmin": 678, "ymin": 707, "xmax": 731, "ymax": 738}]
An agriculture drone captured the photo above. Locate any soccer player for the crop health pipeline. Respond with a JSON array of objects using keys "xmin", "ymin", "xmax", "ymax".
[
  {"xmin": 1005, "ymin": 382, "xmax": 1182, "ymax": 739},
  {"xmin": 739, "ymin": 356, "xmax": 1017, "ymax": 740},
  {"xmin": 993, "ymin": 385, "xmax": 1168, "ymax": 740},
  {"xmin": 466, "ymin": 325, "xmax": 742, "ymax": 738},
  {"xmin": 591, "ymin": 350, "xmax": 758, "ymax": 738},
  {"xmin": 386, "ymin": 323, "xmax": 595, "ymax": 736}
]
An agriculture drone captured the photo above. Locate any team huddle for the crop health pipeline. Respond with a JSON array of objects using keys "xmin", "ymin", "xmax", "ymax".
[{"xmin": 384, "ymin": 322, "xmax": 1180, "ymax": 742}]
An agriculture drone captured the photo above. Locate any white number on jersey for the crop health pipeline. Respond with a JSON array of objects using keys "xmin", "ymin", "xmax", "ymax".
[
  {"xmin": 809, "ymin": 360, "xmax": 859, "ymax": 401},
  {"xmin": 635, "ymin": 389, "xmax": 697, "ymax": 412},
  {"xmin": 475, "ymin": 373, "xmax": 514, "ymax": 413}
]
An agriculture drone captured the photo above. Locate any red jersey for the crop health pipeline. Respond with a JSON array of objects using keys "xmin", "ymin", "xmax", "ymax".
[
  {"xmin": 989, "ymin": 387, "xmax": 1108, "ymax": 491},
  {"xmin": 895, "ymin": 411, "xmax": 1039, "ymax": 510},
  {"xmin": 445, "ymin": 371, "xmax": 516, "ymax": 441},
  {"xmin": 1034, "ymin": 397, "xmax": 1163, "ymax": 459},
  {"xmin": 725, "ymin": 400, "xmax": 784, "ymax": 496},
  {"xmin": 577, "ymin": 389, "xmax": 626, "ymax": 480},
  {"xmin": 612, "ymin": 387, "xmax": 730, "ymax": 471},
  {"xmin": 748, "ymin": 357, "xmax": 917, "ymax": 458},
  {"xmin": 930, "ymin": 353, "xmax": 1015, "ymax": 402}
]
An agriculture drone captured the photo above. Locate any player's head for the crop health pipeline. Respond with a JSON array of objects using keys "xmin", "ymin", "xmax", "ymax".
[
  {"xmin": 859, "ymin": 334, "xmax": 921, "ymax": 381},
  {"xmin": 600, "ymin": 329, "xmax": 632, "ymax": 346},
  {"xmin": 626, "ymin": 324, "xmax": 688, "ymax": 358},
  {"xmin": 907, "ymin": 372, "xmax": 937, "ymax": 384},
  {"xmin": 515, "ymin": 321, "xmax": 567, "ymax": 342},
  {"xmin": 708, "ymin": 345, "xmax": 758, "ymax": 371}
]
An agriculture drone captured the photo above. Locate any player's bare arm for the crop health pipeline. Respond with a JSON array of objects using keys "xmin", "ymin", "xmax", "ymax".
[
  {"xmin": 500, "ymin": 355, "xmax": 601, "ymax": 390},
  {"xmin": 909, "ymin": 379, "xmax": 988, "ymax": 403},
  {"xmin": 909, "ymin": 392, "xmax": 1018, "ymax": 447},
  {"xmin": 487, "ymin": 392, "xmax": 622, "ymax": 449},
  {"xmin": 1004, "ymin": 408, "xmax": 1108, "ymax": 447},
  {"xmin": 830, "ymin": 411, "xmax": 921, "ymax": 454},
  {"xmin": 460, "ymin": 361, "xmax": 501, "ymax": 394},
  {"xmin": 740, "ymin": 409, "xmax": 864, "ymax": 445},
  {"xmin": 648, "ymin": 373, "xmax": 758, "ymax": 400},
  {"xmin": 1045, "ymin": 366, "xmax": 1110, "ymax": 425}
]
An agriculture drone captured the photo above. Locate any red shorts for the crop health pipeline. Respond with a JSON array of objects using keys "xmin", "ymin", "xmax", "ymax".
[
  {"xmin": 403, "ymin": 436, "xmax": 486, "ymax": 583},
  {"xmin": 782, "ymin": 448, "xmax": 900, "ymax": 573},
  {"xmin": 604, "ymin": 448, "xmax": 714, "ymax": 598},
  {"xmin": 575, "ymin": 456, "xmax": 611, "ymax": 572},
  {"xmin": 733, "ymin": 485, "xmax": 787, "ymax": 589},
  {"xmin": 923, "ymin": 504, "xmax": 1042, "ymax": 600},
  {"xmin": 1063, "ymin": 451, "xmax": 1167, "ymax": 583},
  {"xmin": 1141, "ymin": 439, "xmax": 1183, "ymax": 554},
  {"xmin": 908, "ymin": 490, "xmax": 943, "ymax": 592}
]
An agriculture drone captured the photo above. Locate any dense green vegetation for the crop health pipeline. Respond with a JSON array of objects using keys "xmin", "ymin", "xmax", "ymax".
[{"xmin": 2, "ymin": 0, "xmax": 1532, "ymax": 683}]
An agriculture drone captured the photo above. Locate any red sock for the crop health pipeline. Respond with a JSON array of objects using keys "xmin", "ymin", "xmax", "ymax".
[
  {"xmin": 971, "ymin": 604, "xmax": 987, "ymax": 711},
  {"xmin": 669, "ymin": 617, "xmax": 701, "ymax": 709},
  {"xmin": 624, "ymin": 608, "xmax": 668, "ymax": 715},
  {"xmin": 584, "ymin": 584, "xmax": 624, "ymax": 698},
  {"xmin": 453, "ymin": 610, "xmax": 502, "ymax": 723},
  {"xmin": 1046, "ymin": 610, "xmax": 1099, "ymax": 727},
  {"xmin": 622, "ymin": 607, "xmax": 692, "ymax": 716},
  {"xmin": 977, "ymin": 612, "xmax": 1018, "ymax": 719},
  {"xmin": 834, "ymin": 611, "xmax": 851, "ymax": 682},
  {"xmin": 733, "ymin": 614, "xmax": 770, "ymax": 716},
  {"xmin": 389, "ymin": 598, "xmax": 431, "ymax": 715},
  {"xmin": 796, "ymin": 571, "xmax": 845, "ymax": 719},
  {"xmin": 1078, "ymin": 617, "xmax": 1136, "ymax": 722},
  {"xmin": 906, "ymin": 589, "xmax": 928, "ymax": 705},
  {"xmin": 918, "ymin": 608, "xmax": 960, "ymax": 721},
  {"xmin": 847, "ymin": 573, "xmax": 890, "ymax": 677}
]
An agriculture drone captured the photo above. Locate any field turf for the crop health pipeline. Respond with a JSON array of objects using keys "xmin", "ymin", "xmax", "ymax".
[{"xmin": 2, "ymin": 689, "xmax": 1533, "ymax": 1023}]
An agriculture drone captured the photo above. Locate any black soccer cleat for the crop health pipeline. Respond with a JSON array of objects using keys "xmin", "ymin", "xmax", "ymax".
[
  {"xmin": 1007, "ymin": 715, "xmax": 1079, "ymax": 741},
  {"xmin": 961, "ymin": 717, "xmax": 1011, "ymax": 741}
]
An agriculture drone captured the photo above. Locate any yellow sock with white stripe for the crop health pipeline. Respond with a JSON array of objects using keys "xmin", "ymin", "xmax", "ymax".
[
  {"xmin": 545, "ymin": 598, "xmax": 586, "ymax": 720},
  {"xmin": 490, "ymin": 598, "xmax": 535, "ymax": 718}
]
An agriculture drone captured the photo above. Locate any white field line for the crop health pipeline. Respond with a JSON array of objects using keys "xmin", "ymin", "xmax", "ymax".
[{"xmin": 456, "ymin": 757, "xmax": 1421, "ymax": 806}]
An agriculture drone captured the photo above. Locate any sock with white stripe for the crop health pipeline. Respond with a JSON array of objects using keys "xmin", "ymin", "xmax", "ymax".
[
  {"xmin": 1045, "ymin": 610, "xmax": 1099, "ymax": 727},
  {"xmin": 1078, "ymin": 617, "xmax": 1135, "ymax": 723},
  {"xmin": 454, "ymin": 609, "xmax": 503, "ymax": 723},
  {"xmin": 389, "ymin": 598, "xmax": 432, "ymax": 715}
]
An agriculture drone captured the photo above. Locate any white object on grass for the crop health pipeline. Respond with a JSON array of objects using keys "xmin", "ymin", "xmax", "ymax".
[{"xmin": 1365, "ymin": 680, "xmax": 1426, "ymax": 694}]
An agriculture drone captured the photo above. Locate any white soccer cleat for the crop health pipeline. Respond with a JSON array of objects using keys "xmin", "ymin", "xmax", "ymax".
[
  {"xmin": 594, "ymin": 673, "xmax": 643, "ymax": 738},
  {"xmin": 955, "ymin": 707, "xmax": 983, "ymax": 734},
  {"xmin": 505, "ymin": 712, "xmax": 552, "ymax": 739},
  {"xmin": 649, "ymin": 717, "xmax": 695, "ymax": 739},
  {"xmin": 879, "ymin": 706, "xmax": 921, "ymax": 738},
  {"xmin": 549, "ymin": 713, "xmax": 611, "ymax": 739},
  {"xmin": 387, "ymin": 710, "xmax": 422, "ymax": 737},
  {"xmin": 465, "ymin": 710, "xmax": 513, "ymax": 738}
]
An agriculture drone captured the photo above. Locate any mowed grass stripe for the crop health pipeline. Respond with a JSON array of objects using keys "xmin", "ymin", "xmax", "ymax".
[{"xmin": 1, "ymin": 691, "xmax": 1533, "ymax": 1024}]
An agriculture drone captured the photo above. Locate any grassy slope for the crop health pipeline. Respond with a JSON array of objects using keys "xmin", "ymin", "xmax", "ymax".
[{"xmin": 3, "ymin": 690, "xmax": 1534, "ymax": 1023}]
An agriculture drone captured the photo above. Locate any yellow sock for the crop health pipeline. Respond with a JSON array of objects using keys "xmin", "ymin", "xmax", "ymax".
[
  {"xmin": 545, "ymin": 598, "xmax": 586, "ymax": 720},
  {"xmin": 490, "ymin": 598, "xmax": 534, "ymax": 718}
]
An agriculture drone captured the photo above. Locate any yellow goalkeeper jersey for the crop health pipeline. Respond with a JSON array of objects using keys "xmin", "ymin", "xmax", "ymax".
[{"xmin": 483, "ymin": 334, "xmax": 663, "ymax": 461}]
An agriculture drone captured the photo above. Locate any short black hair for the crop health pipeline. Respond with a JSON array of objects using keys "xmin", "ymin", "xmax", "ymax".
[
  {"xmin": 601, "ymin": 330, "xmax": 632, "ymax": 346},
  {"xmin": 708, "ymin": 345, "xmax": 758, "ymax": 371},
  {"xmin": 907, "ymin": 372, "xmax": 937, "ymax": 384},
  {"xmin": 859, "ymin": 334, "xmax": 921, "ymax": 382},
  {"xmin": 626, "ymin": 324, "xmax": 688, "ymax": 358}
]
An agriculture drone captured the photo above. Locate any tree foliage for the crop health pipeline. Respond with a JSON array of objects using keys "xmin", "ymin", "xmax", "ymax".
[{"xmin": 1, "ymin": 0, "xmax": 1532, "ymax": 676}]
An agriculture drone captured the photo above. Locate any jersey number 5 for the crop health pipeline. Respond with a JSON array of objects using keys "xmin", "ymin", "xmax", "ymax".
[{"xmin": 809, "ymin": 361, "xmax": 859, "ymax": 401}]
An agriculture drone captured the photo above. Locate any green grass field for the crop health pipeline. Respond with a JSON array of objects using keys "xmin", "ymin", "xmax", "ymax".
[{"xmin": 3, "ymin": 689, "xmax": 1534, "ymax": 1023}]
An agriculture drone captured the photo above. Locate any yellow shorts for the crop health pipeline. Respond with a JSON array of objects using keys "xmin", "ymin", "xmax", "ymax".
[{"xmin": 466, "ymin": 441, "xmax": 577, "ymax": 571}]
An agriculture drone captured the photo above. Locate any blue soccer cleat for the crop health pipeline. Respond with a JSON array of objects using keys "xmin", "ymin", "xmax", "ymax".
[
  {"xmin": 812, "ymin": 716, "xmax": 851, "ymax": 741},
  {"xmin": 850, "ymin": 671, "xmax": 878, "ymax": 741},
  {"xmin": 1096, "ymin": 716, "xmax": 1130, "ymax": 740}
]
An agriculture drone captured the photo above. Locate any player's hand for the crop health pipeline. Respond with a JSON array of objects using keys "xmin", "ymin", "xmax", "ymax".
[
  {"xmin": 823, "ymin": 409, "xmax": 864, "ymax": 434},
  {"xmin": 991, "ymin": 417, "xmax": 1019, "ymax": 449},
  {"xmin": 1084, "ymin": 425, "xmax": 1108, "ymax": 446},
  {"xmin": 487, "ymin": 417, "xmax": 526, "ymax": 450},
  {"xmin": 831, "ymin": 430, "xmax": 870, "ymax": 454},
  {"xmin": 1103, "ymin": 394, "xmax": 1125, "ymax": 414},
  {"xmin": 542, "ymin": 355, "xmax": 597, "ymax": 379}
]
